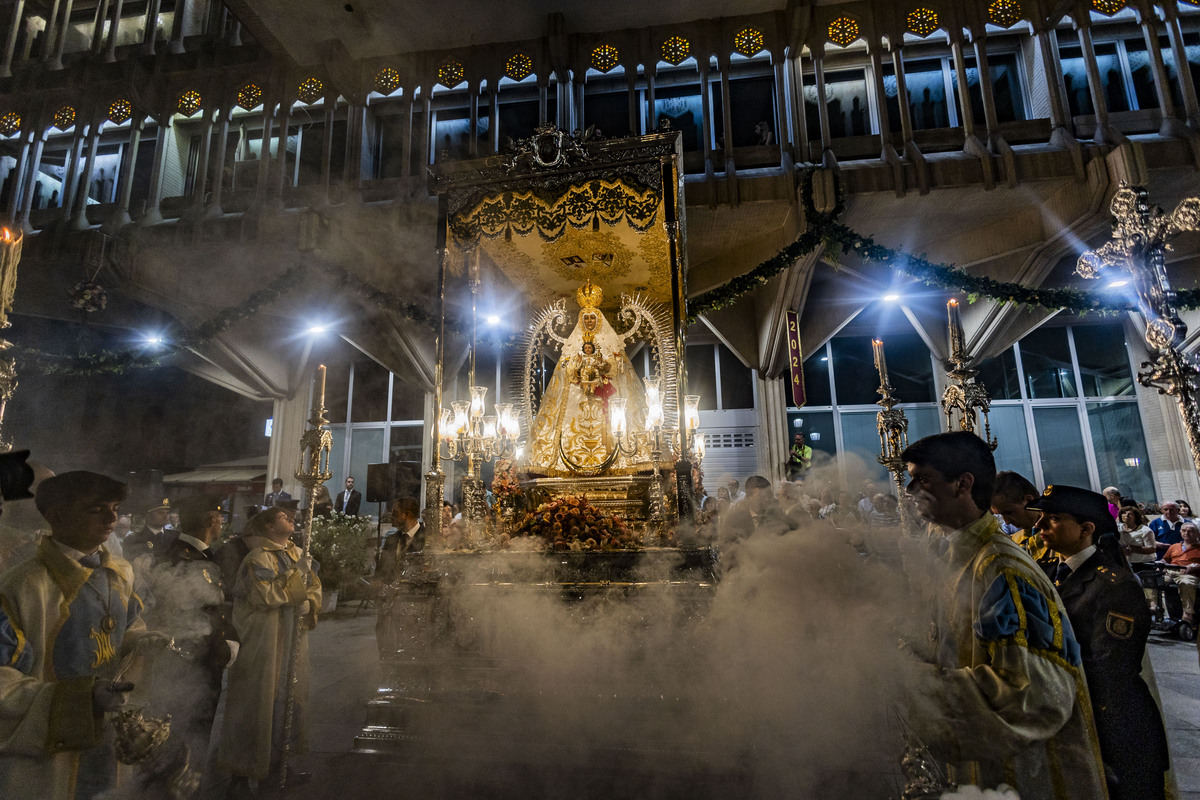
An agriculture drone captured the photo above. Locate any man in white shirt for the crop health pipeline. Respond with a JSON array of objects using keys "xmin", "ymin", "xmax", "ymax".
[{"xmin": 333, "ymin": 476, "xmax": 362, "ymax": 516}]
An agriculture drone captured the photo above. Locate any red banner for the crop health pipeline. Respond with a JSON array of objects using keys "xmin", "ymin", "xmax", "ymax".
[{"xmin": 786, "ymin": 310, "xmax": 805, "ymax": 408}]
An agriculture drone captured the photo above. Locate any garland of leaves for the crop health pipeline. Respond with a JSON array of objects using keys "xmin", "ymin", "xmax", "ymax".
[{"xmin": 688, "ymin": 170, "xmax": 1200, "ymax": 319}]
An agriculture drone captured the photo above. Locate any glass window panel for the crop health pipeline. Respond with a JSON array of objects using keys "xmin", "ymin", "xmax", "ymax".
[
  {"xmin": 1124, "ymin": 39, "xmax": 1158, "ymax": 111},
  {"xmin": 499, "ymin": 100, "xmax": 540, "ymax": 142},
  {"xmin": 351, "ymin": 359, "xmax": 389, "ymax": 424},
  {"xmin": 787, "ymin": 410, "xmax": 836, "ymax": 459},
  {"xmin": 1058, "ymin": 43, "xmax": 1129, "ymax": 116},
  {"xmin": 840, "ymin": 410, "xmax": 892, "ymax": 481},
  {"xmin": 719, "ymin": 344, "xmax": 754, "ymax": 409},
  {"xmin": 1156, "ymin": 35, "xmax": 1197, "ymax": 109},
  {"xmin": 1032, "ymin": 406, "xmax": 1091, "ymax": 488},
  {"xmin": 1019, "ymin": 327, "xmax": 1077, "ymax": 399},
  {"xmin": 433, "ymin": 109, "xmax": 484, "ymax": 162},
  {"xmin": 652, "ymin": 85, "xmax": 704, "ymax": 152},
  {"xmin": 473, "ymin": 348, "xmax": 500, "ymax": 403},
  {"xmin": 1087, "ymin": 401, "xmax": 1155, "ymax": 501},
  {"xmin": 348, "ymin": 428, "xmax": 385, "ymax": 509},
  {"xmin": 900, "ymin": 59, "xmax": 951, "ymax": 131},
  {"xmin": 375, "ymin": 114, "xmax": 407, "ymax": 179},
  {"xmin": 983, "ymin": 53, "xmax": 1025, "ymax": 122},
  {"xmin": 686, "ymin": 344, "xmax": 718, "ymax": 411},
  {"xmin": 391, "ymin": 376, "xmax": 425, "ymax": 423},
  {"xmin": 585, "ymin": 91, "xmax": 632, "ymax": 139},
  {"xmin": 833, "ymin": 333, "xmax": 935, "ymax": 406},
  {"xmin": 800, "ymin": 351, "xmax": 833, "ymax": 408},
  {"xmin": 324, "ymin": 364, "xmax": 350, "ymax": 424},
  {"xmin": 728, "ymin": 76, "xmax": 776, "ymax": 147},
  {"xmin": 389, "ymin": 425, "xmax": 425, "ymax": 466},
  {"xmin": 905, "ymin": 406, "xmax": 943, "ymax": 443},
  {"xmin": 801, "ymin": 69, "xmax": 872, "ymax": 140},
  {"xmin": 989, "ymin": 405, "xmax": 1035, "ymax": 479},
  {"xmin": 976, "ymin": 347, "xmax": 1022, "ymax": 401},
  {"xmin": 1073, "ymin": 325, "xmax": 1134, "ymax": 397}
]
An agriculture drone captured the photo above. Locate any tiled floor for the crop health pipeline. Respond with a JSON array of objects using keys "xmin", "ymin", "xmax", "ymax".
[{"xmin": 208, "ymin": 604, "xmax": 1199, "ymax": 799}]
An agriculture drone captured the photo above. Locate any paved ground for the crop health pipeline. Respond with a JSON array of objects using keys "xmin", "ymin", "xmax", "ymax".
[{"xmin": 203, "ymin": 602, "xmax": 1199, "ymax": 799}]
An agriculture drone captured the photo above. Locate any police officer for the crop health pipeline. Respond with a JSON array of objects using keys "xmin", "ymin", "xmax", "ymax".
[{"xmin": 1030, "ymin": 484, "xmax": 1169, "ymax": 800}]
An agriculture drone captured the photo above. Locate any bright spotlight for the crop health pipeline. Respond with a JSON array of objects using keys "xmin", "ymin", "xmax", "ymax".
[
  {"xmin": 144, "ymin": 334, "xmax": 165, "ymax": 346},
  {"xmin": 1106, "ymin": 279, "xmax": 1129, "ymax": 289},
  {"xmin": 307, "ymin": 324, "xmax": 329, "ymax": 334},
  {"xmin": 486, "ymin": 315, "xmax": 501, "ymax": 326},
  {"xmin": 883, "ymin": 293, "xmax": 901, "ymax": 302}
]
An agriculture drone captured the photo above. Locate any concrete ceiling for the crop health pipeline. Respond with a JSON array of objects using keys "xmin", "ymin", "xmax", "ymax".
[{"xmin": 225, "ymin": 0, "xmax": 787, "ymax": 65}]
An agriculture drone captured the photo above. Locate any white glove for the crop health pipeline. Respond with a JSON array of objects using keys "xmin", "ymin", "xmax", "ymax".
[{"xmin": 225, "ymin": 640, "xmax": 240, "ymax": 667}]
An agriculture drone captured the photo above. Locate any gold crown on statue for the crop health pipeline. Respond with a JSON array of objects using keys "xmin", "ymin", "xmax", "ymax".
[{"xmin": 576, "ymin": 280, "xmax": 603, "ymax": 311}]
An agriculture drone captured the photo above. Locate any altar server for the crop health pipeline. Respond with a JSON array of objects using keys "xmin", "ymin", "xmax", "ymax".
[
  {"xmin": 0, "ymin": 471, "xmax": 169, "ymax": 800},
  {"xmin": 900, "ymin": 432, "xmax": 1108, "ymax": 799}
]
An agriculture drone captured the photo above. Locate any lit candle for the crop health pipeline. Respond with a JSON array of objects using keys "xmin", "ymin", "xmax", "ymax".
[
  {"xmin": 315, "ymin": 364, "xmax": 326, "ymax": 410},
  {"xmin": 609, "ymin": 397, "xmax": 627, "ymax": 436},
  {"xmin": 872, "ymin": 339, "xmax": 888, "ymax": 386},
  {"xmin": 947, "ymin": 299, "xmax": 964, "ymax": 356}
]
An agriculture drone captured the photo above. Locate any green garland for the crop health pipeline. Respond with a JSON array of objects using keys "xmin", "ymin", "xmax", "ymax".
[{"xmin": 688, "ymin": 170, "xmax": 1200, "ymax": 318}]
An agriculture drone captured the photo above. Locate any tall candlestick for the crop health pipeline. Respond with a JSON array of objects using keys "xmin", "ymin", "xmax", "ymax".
[
  {"xmin": 315, "ymin": 364, "xmax": 326, "ymax": 411},
  {"xmin": 873, "ymin": 339, "xmax": 889, "ymax": 386},
  {"xmin": 947, "ymin": 299, "xmax": 964, "ymax": 356}
]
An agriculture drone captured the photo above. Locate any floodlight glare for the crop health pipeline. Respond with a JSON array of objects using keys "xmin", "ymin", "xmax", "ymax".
[{"xmin": 883, "ymin": 293, "xmax": 901, "ymax": 302}]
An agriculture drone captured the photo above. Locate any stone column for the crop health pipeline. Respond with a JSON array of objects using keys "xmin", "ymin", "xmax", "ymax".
[
  {"xmin": 60, "ymin": 127, "xmax": 86, "ymax": 214},
  {"xmin": 1033, "ymin": 27, "xmax": 1070, "ymax": 130},
  {"xmin": 400, "ymin": 93, "xmax": 413, "ymax": 177},
  {"xmin": 792, "ymin": 57, "xmax": 811, "ymax": 163},
  {"xmin": 189, "ymin": 113, "xmax": 214, "ymax": 208},
  {"xmin": 626, "ymin": 71, "xmax": 638, "ymax": 135},
  {"xmin": 141, "ymin": 0, "xmax": 161, "ymax": 54},
  {"xmin": 71, "ymin": 122, "xmax": 101, "ymax": 229},
  {"xmin": 4, "ymin": 134, "xmax": 30, "ymax": 221},
  {"xmin": 139, "ymin": 120, "xmax": 170, "ymax": 224},
  {"xmin": 1076, "ymin": 19, "xmax": 1122, "ymax": 145},
  {"xmin": 90, "ymin": 0, "xmax": 109, "ymax": 54},
  {"xmin": 273, "ymin": 103, "xmax": 291, "ymax": 202},
  {"xmin": 1138, "ymin": 13, "xmax": 1180, "ymax": 134},
  {"xmin": 755, "ymin": 374, "xmax": 789, "ymax": 484},
  {"xmin": 104, "ymin": 117, "xmax": 143, "ymax": 231},
  {"xmin": 1161, "ymin": 5, "xmax": 1199, "ymax": 128},
  {"xmin": 17, "ymin": 135, "xmax": 44, "ymax": 231},
  {"xmin": 419, "ymin": 94, "xmax": 432, "ymax": 168},
  {"xmin": 812, "ymin": 49, "xmax": 832, "ymax": 154},
  {"xmin": 1, "ymin": 0, "xmax": 25, "ymax": 77},
  {"xmin": 255, "ymin": 103, "xmax": 274, "ymax": 201},
  {"xmin": 645, "ymin": 64, "xmax": 656, "ymax": 130},
  {"xmin": 168, "ymin": 0, "xmax": 188, "ymax": 53},
  {"xmin": 468, "ymin": 91, "xmax": 479, "ymax": 157},
  {"xmin": 868, "ymin": 44, "xmax": 894, "ymax": 153},
  {"xmin": 104, "ymin": 0, "xmax": 124, "ymax": 62},
  {"xmin": 538, "ymin": 78, "xmax": 548, "ymax": 124},
  {"xmin": 718, "ymin": 56, "xmax": 735, "ymax": 174},
  {"xmin": 698, "ymin": 60, "xmax": 714, "ymax": 174},
  {"xmin": 772, "ymin": 56, "xmax": 789, "ymax": 166},
  {"xmin": 489, "ymin": 82, "xmax": 500, "ymax": 153},
  {"xmin": 50, "ymin": 0, "xmax": 74, "ymax": 70},
  {"xmin": 41, "ymin": 0, "xmax": 60, "ymax": 61},
  {"xmin": 205, "ymin": 109, "xmax": 230, "ymax": 215},
  {"xmin": 949, "ymin": 33, "xmax": 977, "ymax": 140},
  {"xmin": 319, "ymin": 102, "xmax": 334, "ymax": 202},
  {"xmin": 574, "ymin": 73, "xmax": 585, "ymax": 134},
  {"xmin": 266, "ymin": 392, "xmax": 310, "ymax": 504},
  {"xmin": 891, "ymin": 45, "xmax": 915, "ymax": 145},
  {"xmin": 972, "ymin": 35, "xmax": 1002, "ymax": 146}
]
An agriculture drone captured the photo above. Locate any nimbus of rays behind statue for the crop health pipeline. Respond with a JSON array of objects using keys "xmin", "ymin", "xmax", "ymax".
[
  {"xmin": 517, "ymin": 298, "xmax": 571, "ymax": 434},
  {"xmin": 614, "ymin": 293, "xmax": 678, "ymax": 432}
]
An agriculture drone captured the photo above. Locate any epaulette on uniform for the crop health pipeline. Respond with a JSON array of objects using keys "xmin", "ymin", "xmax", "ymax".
[{"xmin": 1096, "ymin": 565, "xmax": 1123, "ymax": 583}]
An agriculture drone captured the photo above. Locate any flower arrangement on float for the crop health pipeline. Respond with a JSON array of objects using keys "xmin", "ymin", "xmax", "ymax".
[{"xmin": 510, "ymin": 495, "xmax": 639, "ymax": 551}]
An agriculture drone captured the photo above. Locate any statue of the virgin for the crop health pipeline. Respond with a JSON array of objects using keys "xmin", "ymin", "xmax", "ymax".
[{"xmin": 527, "ymin": 281, "xmax": 648, "ymax": 474}]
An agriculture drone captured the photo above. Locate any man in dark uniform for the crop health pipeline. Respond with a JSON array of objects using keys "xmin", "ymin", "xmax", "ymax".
[
  {"xmin": 376, "ymin": 498, "xmax": 424, "ymax": 583},
  {"xmin": 153, "ymin": 495, "xmax": 239, "ymax": 759},
  {"xmin": 123, "ymin": 498, "xmax": 177, "ymax": 562},
  {"xmin": 263, "ymin": 478, "xmax": 292, "ymax": 508},
  {"xmin": 1030, "ymin": 484, "xmax": 1169, "ymax": 800}
]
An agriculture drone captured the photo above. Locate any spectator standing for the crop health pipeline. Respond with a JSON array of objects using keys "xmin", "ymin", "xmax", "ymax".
[
  {"xmin": 332, "ymin": 476, "xmax": 361, "ymax": 516},
  {"xmin": 217, "ymin": 506, "xmax": 321, "ymax": 796},
  {"xmin": 1031, "ymin": 484, "xmax": 1169, "ymax": 800},
  {"xmin": 899, "ymin": 432, "xmax": 1106, "ymax": 798},
  {"xmin": 720, "ymin": 475, "xmax": 796, "ymax": 547},
  {"xmin": 785, "ymin": 433, "xmax": 812, "ymax": 481},
  {"xmin": 1102, "ymin": 486, "xmax": 1123, "ymax": 519},
  {"xmin": 1176, "ymin": 499, "xmax": 1195, "ymax": 522},
  {"xmin": 0, "ymin": 472, "xmax": 169, "ymax": 800},
  {"xmin": 1150, "ymin": 501, "xmax": 1186, "ymax": 555}
]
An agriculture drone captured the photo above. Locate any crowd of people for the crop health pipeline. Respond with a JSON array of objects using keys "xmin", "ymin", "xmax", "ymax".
[{"xmin": 0, "ymin": 432, "xmax": 1194, "ymax": 799}]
